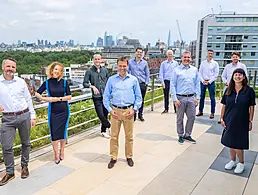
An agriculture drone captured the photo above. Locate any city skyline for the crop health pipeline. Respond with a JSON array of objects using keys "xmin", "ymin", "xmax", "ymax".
[{"xmin": 1, "ymin": 0, "xmax": 258, "ymax": 45}]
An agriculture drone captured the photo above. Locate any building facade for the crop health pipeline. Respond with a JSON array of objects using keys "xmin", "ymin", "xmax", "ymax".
[{"xmin": 196, "ymin": 13, "xmax": 258, "ymax": 68}]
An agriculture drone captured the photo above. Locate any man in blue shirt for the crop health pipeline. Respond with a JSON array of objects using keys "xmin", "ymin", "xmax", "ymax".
[
  {"xmin": 170, "ymin": 51, "xmax": 200, "ymax": 145},
  {"xmin": 159, "ymin": 50, "xmax": 178, "ymax": 114},
  {"xmin": 103, "ymin": 56, "xmax": 142, "ymax": 169},
  {"xmin": 128, "ymin": 47, "xmax": 150, "ymax": 121}
]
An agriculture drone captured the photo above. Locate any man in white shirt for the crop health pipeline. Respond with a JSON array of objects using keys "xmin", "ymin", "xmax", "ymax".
[
  {"xmin": 196, "ymin": 50, "xmax": 219, "ymax": 119},
  {"xmin": 159, "ymin": 50, "xmax": 178, "ymax": 114},
  {"xmin": 0, "ymin": 58, "xmax": 36, "ymax": 186},
  {"xmin": 221, "ymin": 52, "xmax": 248, "ymax": 86}
]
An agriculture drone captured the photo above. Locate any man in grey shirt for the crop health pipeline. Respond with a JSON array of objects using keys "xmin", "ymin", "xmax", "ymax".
[{"xmin": 83, "ymin": 54, "xmax": 110, "ymax": 138}]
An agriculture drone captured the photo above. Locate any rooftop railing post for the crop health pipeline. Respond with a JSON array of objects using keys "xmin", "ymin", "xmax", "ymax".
[
  {"xmin": 253, "ymin": 70, "xmax": 257, "ymax": 89},
  {"xmin": 151, "ymin": 74, "xmax": 155, "ymax": 111},
  {"xmin": 219, "ymin": 76, "xmax": 222, "ymax": 99}
]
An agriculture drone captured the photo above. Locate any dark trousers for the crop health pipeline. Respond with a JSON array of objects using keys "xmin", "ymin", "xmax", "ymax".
[
  {"xmin": 134, "ymin": 83, "xmax": 147, "ymax": 120},
  {"xmin": 0, "ymin": 112, "xmax": 31, "ymax": 174},
  {"xmin": 92, "ymin": 96, "xmax": 110, "ymax": 132},
  {"xmin": 199, "ymin": 82, "xmax": 216, "ymax": 114},
  {"xmin": 163, "ymin": 80, "xmax": 176, "ymax": 112}
]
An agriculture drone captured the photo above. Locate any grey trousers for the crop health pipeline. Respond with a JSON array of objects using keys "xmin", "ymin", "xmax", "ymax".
[
  {"xmin": 176, "ymin": 96, "xmax": 196, "ymax": 137},
  {"xmin": 0, "ymin": 112, "xmax": 31, "ymax": 174}
]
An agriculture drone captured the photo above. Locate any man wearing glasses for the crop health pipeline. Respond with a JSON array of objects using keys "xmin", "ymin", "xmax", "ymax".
[
  {"xmin": 128, "ymin": 47, "xmax": 150, "ymax": 122},
  {"xmin": 0, "ymin": 58, "xmax": 36, "ymax": 185},
  {"xmin": 170, "ymin": 51, "xmax": 200, "ymax": 145}
]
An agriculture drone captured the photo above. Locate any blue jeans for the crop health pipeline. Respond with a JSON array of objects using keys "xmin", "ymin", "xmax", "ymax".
[{"xmin": 199, "ymin": 82, "xmax": 216, "ymax": 114}]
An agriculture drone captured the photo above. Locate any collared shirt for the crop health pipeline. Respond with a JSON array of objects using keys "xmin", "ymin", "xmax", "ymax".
[
  {"xmin": 221, "ymin": 62, "xmax": 248, "ymax": 84},
  {"xmin": 83, "ymin": 65, "xmax": 109, "ymax": 98},
  {"xmin": 199, "ymin": 59, "xmax": 219, "ymax": 83},
  {"xmin": 170, "ymin": 65, "xmax": 200, "ymax": 101},
  {"xmin": 128, "ymin": 58, "xmax": 150, "ymax": 84},
  {"xmin": 103, "ymin": 73, "xmax": 142, "ymax": 112},
  {"xmin": 0, "ymin": 75, "xmax": 36, "ymax": 119},
  {"xmin": 159, "ymin": 59, "xmax": 178, "ymax": 84}
]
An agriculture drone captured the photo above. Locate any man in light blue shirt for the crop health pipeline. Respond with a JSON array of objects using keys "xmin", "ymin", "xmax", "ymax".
[
  {"xmin": 128, "ymin": 47, "xmax": 150, "ymax": 122},
  {"xmin": 159, "ymin": 50, "xmax": 178, "ymax": 114},
  {"xmin": 170, "ymin": 51, "xmax": 200, "ymax": 145},
  {"xmin": 103, "ymin": 56, "xmax": 142, "ymax": 169}
]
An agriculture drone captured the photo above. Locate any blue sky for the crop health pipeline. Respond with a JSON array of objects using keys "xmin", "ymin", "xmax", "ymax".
[{"xmin": 1, "ymin": 0, "xmax": 258, "ymax": 45}]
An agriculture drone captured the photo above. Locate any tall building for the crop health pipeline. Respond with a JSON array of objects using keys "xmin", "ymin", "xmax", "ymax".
[
  {"xmin": 196, "ymin": 12, "xmax": 258, "ymax": 68},
  {"xmin": 96, "ymin": 37, "xmax": 104, "ymax": 47},
  {"xmin": 104, "ymin": 31, "xmax": 107, "ymax": 46},
  {"xmin": 189, "ymin": 40, "xmax": 197, "ymax": 65},
  {"xmin": 45, "ymin": 40, "xmax": 48, "ymax": 47},
  {"xmin": 18, "ymin": 40, "xmax": 21, "ymax": 45},
  {"xmin": 106, "ymin": 35, "xmax": 114, "ymax": 47}
]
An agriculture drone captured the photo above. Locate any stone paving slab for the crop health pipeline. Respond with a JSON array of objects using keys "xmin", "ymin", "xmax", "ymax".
[{"xmin": 0, "ymin": 163, "xmax": 73, "ymax": 195}]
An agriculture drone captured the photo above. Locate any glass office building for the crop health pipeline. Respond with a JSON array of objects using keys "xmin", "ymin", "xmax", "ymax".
[{"xmin": 196, "ymin": 13, "xmax": 258, "ymax": 68}]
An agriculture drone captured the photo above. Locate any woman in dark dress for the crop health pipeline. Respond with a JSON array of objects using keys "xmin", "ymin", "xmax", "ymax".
[
  {"xmin": 220, "ymin": 68, "xmax": 256, "ymax": 174},
  {"xmin": 35, "ymin": 62, "xmax": 72, "ymax": 164}
]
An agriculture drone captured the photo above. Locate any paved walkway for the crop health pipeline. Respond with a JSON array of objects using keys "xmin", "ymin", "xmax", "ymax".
[{"xmin": 0, "ymin": 101, "xmax": 258, "ymax": 195}]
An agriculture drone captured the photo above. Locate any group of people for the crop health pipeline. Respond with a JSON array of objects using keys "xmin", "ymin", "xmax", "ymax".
[
  {"xmin": 0, "ymin": 48, "xmax": 256, "ymax": 186},
  {"xmin": 159, "ymin": 49, "xmax": 255, "ymax": 174}
]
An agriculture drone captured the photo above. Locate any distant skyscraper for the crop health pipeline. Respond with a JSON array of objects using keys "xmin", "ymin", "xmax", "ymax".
[
  {"xmin": 45, "ymin": 40, "xmax": 48, "ymax": 47},
  {"xmin": 106, "ymin": 35, "xmax": 114, "ymax": 46},
  {"xmin": 167, "ymin": 30, "xmax": 171, "ymax": 47},
  {"xmin": 104, "ymin": 31, "xmax": 107, "ymax": 46},
  {"xmin": 41, "ymin": 39, "xmax": 44, "ymax": 45},
  {"xmin": 96, "ymin": 37, "xmax": 104, "ymax": 47},
  {"xmin": 18, "ymin": 40, "xmax": 21, "ymax": 45},
  {"xmin": 37, "ymin": 39, "xmax": 40, "ymax": 46}
]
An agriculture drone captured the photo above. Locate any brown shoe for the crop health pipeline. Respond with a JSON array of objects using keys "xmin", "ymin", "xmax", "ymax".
[
  {"xmin": 108, "ymin": 159, "xmax": 117, "ymax": 169},
  {"xmin": 196, "ymin": 112, "xmax": 203, "ymax": 117},
  {"xmin": 210, "ymin": 113, "xmax": 214, "ymax": 119},
  {"xmin": 0, "ymin": 173, "xmax": 15, "ymax": 186},
  {"xmin": 127, "ymin": 158, "xmax": 134, "ymax": 167},
  {"xmin": 21, "ymin": 165, "xmax": 29, "ymax": 179}
]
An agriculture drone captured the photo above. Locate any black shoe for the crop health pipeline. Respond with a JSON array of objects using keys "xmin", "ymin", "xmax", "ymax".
[
  {"xmin": 21, "ymin": 165, "xmax": 29, "ymax": 179},
  {"xmin": 196, "ymin": 112, "xmax": 203, "ymax": 117},
  {"xmin": 108, "ymin": 159, "xmax": 117, "ymax": 169},
  {"xmin": 183, "ymin": 136, "xmax": 196, "ymax": 144},
  {"xmin": 0, "ymin": 173, "xmax": 15, "ymax": 186},
  {"xmin": 161, "ymin": 110, "xmax": 168, "ymax": 114},
  {"xmin": 127, "ymin": 158, "xmax": 134, "ymax": 167},
  {"xmin": 138, "ymin": 117, "xmax": 145, "ymax": 122},
  {"xmin": 178, "ymin": 137, "xmax": 184, "ymax": 145}
]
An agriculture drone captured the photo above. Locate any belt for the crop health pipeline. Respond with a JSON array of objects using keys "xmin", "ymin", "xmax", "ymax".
[
  {"xmin": 2, "ymin": 108, "xmax": 29, "ymax": 116},
  {"xmin": 112, "ymin": 104, "xmax": 133, "ymax": 109},
  {"xmin": 176, "ymin": 94, "xmax": 195, "ymax": 97}
]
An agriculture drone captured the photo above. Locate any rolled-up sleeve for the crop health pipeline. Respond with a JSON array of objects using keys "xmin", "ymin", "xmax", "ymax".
[{"xmin": 133, "ymin": 79, "xmax": 142, "ymax": 110}]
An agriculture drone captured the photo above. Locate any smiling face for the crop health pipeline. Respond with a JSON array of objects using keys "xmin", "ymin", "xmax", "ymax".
[
  {"xmin": 93, "ymin": 54, "xmax": 101, "ymax": 67},
  {"xmin": 181, "ymin": 52, "xmax": 191, "ymax": 66},
  {"xmin": 233, "ymin": 72, "xmax": 245, "ymax": 84},
  {"xmin": 136, "ymin": 49, "xmax": 143, "ymax": 59},
  {"xmin": 52, "ymin": 65, "xmax": 63, "ymax": 79},
  {"xmin": 2, "ymin": 59, "xmax": 16, "ymax": 78},
  {"xmin": 232, "ymin": 54, "xmax": 240, "ymax": 64},
  {"xmin": 117, "ymin": 59, "xmax": 128, "ymax": 77}
]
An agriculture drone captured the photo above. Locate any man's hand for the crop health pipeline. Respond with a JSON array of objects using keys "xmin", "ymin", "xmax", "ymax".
[
  {"xmin": 0, "ymin": 106, "xmax": 4, "ymax": 112},
  {"xmin": 127, "ymin": 109, "xmax": 135, "ymax": 119},
  {"xmin": 194, "ymin": 98, "xmax": 199, "ymax": 107},
  {"xmin": 110, "ymin": 110, "xmax": 119, "ymax": 119},
  {"xmin": 249, "ymin": 122, "xmax": 253, "ymax": 131},
  {"xmin": 162, "ymin": 84, "xmax": 165, "ymax": 89},
  {"xmin": 92, "ymin": 86, "xmax": 100, "ymax": 95},
  {"xmin": 203, "ymin": 81, "xmax": 209, "ymax": 85},
  {"xmin": 221, "ymin": 120, "xmax": 226, "ymax": 129},
  {"xmin": 31, "ymin": 119, "xmax": 36, "ymax": 127},
  {"xmin": 173, "ymin": 100, "xmax": 181, "ymax": 108}
]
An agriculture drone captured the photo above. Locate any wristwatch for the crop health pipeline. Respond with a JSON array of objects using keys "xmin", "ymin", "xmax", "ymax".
[{"xmin": 60, "ymin": 97, "xmax": 63, "ymax": 102}]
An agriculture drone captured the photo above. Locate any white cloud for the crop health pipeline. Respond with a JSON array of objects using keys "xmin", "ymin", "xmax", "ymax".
[{"xmin": 1, "ymin": 0, "xmax": 258, "ymax": 45}]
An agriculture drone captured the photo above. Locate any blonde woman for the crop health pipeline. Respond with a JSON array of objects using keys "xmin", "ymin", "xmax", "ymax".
[{"xmin": 35, "ymin": 62, "xmax": 72, "ymax": 164}]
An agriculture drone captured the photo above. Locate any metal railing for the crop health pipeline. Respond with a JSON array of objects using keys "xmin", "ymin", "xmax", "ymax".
[{"xmin": 0, "ymin": 73, "xmax": 163, "ymax": 155}]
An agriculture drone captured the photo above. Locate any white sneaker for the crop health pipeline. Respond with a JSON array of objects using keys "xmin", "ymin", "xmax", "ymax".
[
  {"xmin": 234, "ymin": 163, "xmax": 245, "ymax": 174},
  {"xmin": 225, "ymin": 160, "xmax": 237, "ymax": 170},
  {"xmin": 101, "ymin": 132, "xmax": 110, "ymax": 139}
]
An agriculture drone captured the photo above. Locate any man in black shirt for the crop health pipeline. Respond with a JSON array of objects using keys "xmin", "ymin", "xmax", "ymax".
[{"xmin": 83, "ymin": 54, "xmax": 110, "ymax": 138}]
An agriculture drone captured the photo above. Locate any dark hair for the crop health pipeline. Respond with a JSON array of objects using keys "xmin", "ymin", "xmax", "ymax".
[
  {"xmin": 232, "ymin": 52, "xmax": 240, "ymax": 57},
  {"xmin": 226, "ymin": 68, "xmax": 249, "ymax": 95},
  {"xmin": 208, "ymin": 49, "xmax": 214, "ymax": 53},
  {"xmin": 117, "ymin": 56, "xmax": 128, "ymax": 65},
  {"xmin": 135, "ymin": 47, "xmax": 143, "ymax": 52}
]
